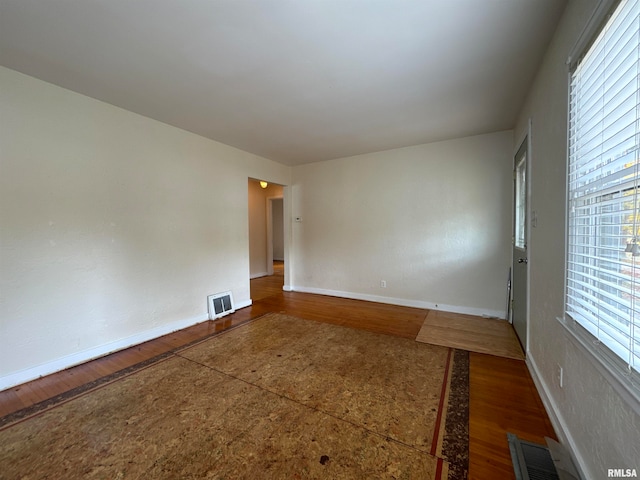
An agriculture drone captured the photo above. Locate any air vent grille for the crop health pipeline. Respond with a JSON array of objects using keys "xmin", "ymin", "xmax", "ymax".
[
  {"xmin": 508, "ymin": 433, "xmax": 559, "ymax": 480},
  {"xmin": 207, "ymin": 291, "xmax": 235, "ymax": 319}
]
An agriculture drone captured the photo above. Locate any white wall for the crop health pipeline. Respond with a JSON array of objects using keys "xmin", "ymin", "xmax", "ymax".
[
  {"xmin": 248, "ymin": 180, "xmax": 283, "ymax": 277},
  {"xmin": 272, "ymin": 198, "xmax": 284, "ymax": 261},
  {"xmin": 0, "ymin": 67, "xmax": 290, "ymax": 389},
  {"xmin": 289, "ymin": 131, "xmax": 513, "ymax": 317},
  {"xmin": 514, "ymin": 1, "xmax": 640, "ymax": 477}
]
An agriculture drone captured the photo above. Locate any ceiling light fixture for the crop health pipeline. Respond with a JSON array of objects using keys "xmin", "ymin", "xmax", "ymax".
[{"xmin": 260, "ymin": 181, "xmax": 268, "ymax": 189}]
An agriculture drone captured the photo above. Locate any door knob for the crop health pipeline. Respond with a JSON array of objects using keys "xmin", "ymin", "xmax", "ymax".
[{"xmin": 518, "ymin": 258, "xmax": 528, "ymax": 264}]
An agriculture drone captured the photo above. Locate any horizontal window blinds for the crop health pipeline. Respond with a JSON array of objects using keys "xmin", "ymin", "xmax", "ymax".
[{"xmin": 567, "ymin": 0, "xmax": 640, "ymax": 374}]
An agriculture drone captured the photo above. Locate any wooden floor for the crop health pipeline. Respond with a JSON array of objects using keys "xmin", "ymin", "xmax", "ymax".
[
  {"xmin": 416, "ymin": 310, "xmax": 525, "ymax": 360},
  {"xmin": 0, "ymin": 264, "xmax": 555, "ymax": 479},
  {"xmin": 469, "ymin": 353, "xmax": 555, "ymax": 479}
]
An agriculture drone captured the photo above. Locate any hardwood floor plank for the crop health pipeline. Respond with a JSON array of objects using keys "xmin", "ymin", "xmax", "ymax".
[
  {"xmin": 417, "ymin": 310, "xmax": 524, "ymax": 360},
  {"xmin": 260, "ymin": 290, "xmax": 428, "ymax": 339},
  {"xmin": 469, "ymin": 352, "xmax": 556, "ymax": 480},
  {"xmin": 12, "ymin": 384, "xmax": 48, "ymax": 406},
  {"xmin": 0, "ymin": 390, "xmax": 25, "ymax": 417}
]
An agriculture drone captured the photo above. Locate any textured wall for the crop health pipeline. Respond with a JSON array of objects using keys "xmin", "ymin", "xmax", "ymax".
[
  {"xmin": 514, "ymin": 0, "xmax": 640, "ymax": 477},
  {"xmin": 289, "ymin": 131, "xmax": 513, "ymax": 317},
  {"xmin": 0, "ymin": 67, "xmax": 290, "ymax": 387},
  {"xmin": 272, "ymin": 198, "xmax": 285, "ymax": 261}
]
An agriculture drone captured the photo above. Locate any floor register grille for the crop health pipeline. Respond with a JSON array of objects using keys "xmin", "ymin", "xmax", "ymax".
[{"xmin": 507, "ymin": 433, "xmax": 580, "ymax": 480}]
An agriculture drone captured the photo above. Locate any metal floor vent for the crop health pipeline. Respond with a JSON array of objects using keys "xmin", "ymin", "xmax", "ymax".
[
  {"xmin": 508, "ymin": 434, "xmax": 580, "ymax": 480},
  {"xmin": 207, "ymin": 291, "xmax": 235, "ymax": 320}
]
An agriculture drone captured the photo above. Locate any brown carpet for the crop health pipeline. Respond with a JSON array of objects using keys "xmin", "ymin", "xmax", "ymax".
[{"xmin": 0, "ymin": 313, "xmax": 469, "ymax": 479}]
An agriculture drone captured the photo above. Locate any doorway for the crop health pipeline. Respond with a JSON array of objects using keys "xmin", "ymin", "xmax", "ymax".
[{"xmin": 248, "ymin": 179, "xmax": 285, "ymax": 301}]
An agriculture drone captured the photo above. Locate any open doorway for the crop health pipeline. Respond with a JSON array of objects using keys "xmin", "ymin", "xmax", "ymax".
[{"xmin": 248, "ymin": 178, "xmax": 285, "ymax": 301}]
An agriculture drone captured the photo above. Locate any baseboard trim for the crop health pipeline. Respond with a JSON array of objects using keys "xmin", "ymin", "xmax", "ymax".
[
  {"xmin": 235, "ymin": 299, "xmax": 252, "ymax": 310},
  {"xmin": 526, "ymin": 354, "xmax": 590, "ymax": 480},
  {"xmin": 250, "ymin": 271, "xmax": 269, "ymax": 279},
  {"xmin": 289, "ymin": 286, "xmax": 505, "ymax": 319},
  {"xmin": 0, "ymin": 299, "xmax": 254, "ymax": 391}
]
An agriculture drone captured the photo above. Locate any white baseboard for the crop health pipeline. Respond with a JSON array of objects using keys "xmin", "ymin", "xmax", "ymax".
[
  {"xmin": 526, "ymin": 354, "xmax": 590, "ymax": 480},
  {"xmin": 0, "ymin": 299, "xmax": 255, "ymax": 391},
  {"xmin": 289, "ymin": 285, "xmax": 505, "ymax": 319},
  {"xmin": 235, "ymin": 299, "xmax": 252, "ymax": 310},
  {"xmin": 282, "ymin": 285, "xmax": 293, "ymax": 292},
  {"xmin": 250, "ymin": 271, "xmax": 269, "ymax": 279}
]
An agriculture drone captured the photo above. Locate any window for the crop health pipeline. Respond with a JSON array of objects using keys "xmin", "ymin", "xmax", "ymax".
[
  {"xmin": 566, "ymin": 0, "xmax": 640, "ymax": 382},
  {"xmin": 515, "ymin": 151, "xmax": 527, "ymax": 249}
]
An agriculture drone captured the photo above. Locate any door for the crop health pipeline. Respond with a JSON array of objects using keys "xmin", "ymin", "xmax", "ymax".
[{"xmin": 512, "ymin": 138, "xmax": 528, "ymax": 350}]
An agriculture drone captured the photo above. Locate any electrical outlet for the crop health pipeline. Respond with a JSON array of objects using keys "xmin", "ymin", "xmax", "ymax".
[
  {"xmin": 557, "ymin": 364, "xmax": 564, "ymax": 388},
  {"xmin": 380, "ymin": 280, "xmax": 386, "ymax": 288}
]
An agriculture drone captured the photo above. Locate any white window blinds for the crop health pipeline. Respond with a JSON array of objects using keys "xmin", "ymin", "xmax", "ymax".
[{"xmin": 567, "ymin": 0, "xmax": 640, "ymax": 374}]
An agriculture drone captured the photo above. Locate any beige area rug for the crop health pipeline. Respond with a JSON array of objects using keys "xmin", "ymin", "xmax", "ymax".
[
  {"xmin": 0, "ymin": 313, "xmax": 469, "ymax": 479},
  {"xmin": 415, "ymin": 310, "xmax": 525, "ymax": 360}
]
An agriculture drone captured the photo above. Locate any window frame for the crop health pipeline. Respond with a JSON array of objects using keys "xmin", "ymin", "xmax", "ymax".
[{"xmin": 561, "ymin": 0, "xmax": 640, "ymax": 414}]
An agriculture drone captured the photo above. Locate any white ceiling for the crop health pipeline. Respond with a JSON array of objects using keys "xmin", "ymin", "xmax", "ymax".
[{"xmin": 0, "ymin": 0, "xmax": 567, "ymax": 166}]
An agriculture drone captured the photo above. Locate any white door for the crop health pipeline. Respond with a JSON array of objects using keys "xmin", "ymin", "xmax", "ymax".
[{"xmin": 512, "ymin": 139, "xmax": 528, "ymax": 350}]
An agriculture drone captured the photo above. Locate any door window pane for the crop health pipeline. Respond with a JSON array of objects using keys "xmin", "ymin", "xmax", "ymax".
[{"xmin": 515, "ymin": 154, "xmax": 527, "ymax": 249}]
